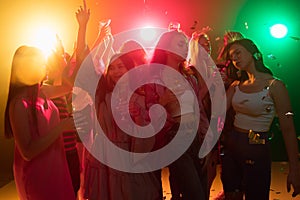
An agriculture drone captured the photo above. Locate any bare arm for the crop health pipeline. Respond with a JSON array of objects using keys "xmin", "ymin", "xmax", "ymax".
[
  {"xmin": 9, "ymin": 98, "xmax": 75, "ymax": 161},
  {"xmin": 76, "ymin": 0, "xmax": 90, "ymax": 58},
  {"xmin": 91, "ymin": 25, "xmax": 111, "ymax": 50},
  {"xmin": 271, "ymin": 80, "xmax": 300, "ymax": 197},
  {"xmin": 41, "ymin": 85, "xmax": 71, "ymax": 99},
  {"xmin": 42, "ymin": 37, "xmax": 73, "ymax": 99},
  {"xmin": 62, "ymin": 1, "xmax": 91, "ymax": 87},
  {"xmin": 226, "ymin": 80, "xmax": 238, "ymax": 111}
]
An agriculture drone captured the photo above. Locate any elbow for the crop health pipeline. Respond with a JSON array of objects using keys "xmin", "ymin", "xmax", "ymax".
[
  {"xmin": 20, "ymin": 154, "xmax": 33, "ymax": 162},
  {"xmin": 21, "ymin": 151, "xmax": 35, "ymax": 161},
  {"xmin": 19, "ymin": 149, "xmax": 35, "ymax": 161}
]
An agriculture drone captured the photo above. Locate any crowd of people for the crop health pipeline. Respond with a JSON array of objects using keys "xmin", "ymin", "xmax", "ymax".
[{"xmin": 4, "ymin": 1, "xmax": 300, "ymax": 200}]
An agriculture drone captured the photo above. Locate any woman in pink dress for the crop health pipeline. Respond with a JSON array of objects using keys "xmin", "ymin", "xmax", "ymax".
[{"xmin": 4, "ymin": 45, "xmax": 75, "ymax": 200}]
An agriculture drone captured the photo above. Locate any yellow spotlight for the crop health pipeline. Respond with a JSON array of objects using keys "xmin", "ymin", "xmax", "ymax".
[{"xmin": 32, "ymin": 26, "xmax": 57, "ymax": 57}]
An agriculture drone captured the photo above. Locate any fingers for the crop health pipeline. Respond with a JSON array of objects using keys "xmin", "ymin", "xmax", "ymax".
[
  {"xmin": 75, "ymin": 6, "xmax": 90, "ymax": 21},
  {"xmin": 292, "ymin": 191, "xmax": 297, "ymax": 197},
  {"xmin": 83, "ymin": 0, "xmax": 87, "ymax": 10},
  {"xmin": 76, "ymin": 6, "xmax": 90, "ymax": 15},
  {"xmin": 75, "ymin": 7, "xmax": 83, "ymax": 16},
  {"xmin": 292, "ymin": 186, "xmax": 300, "ymax": 197},
  {"xmin": 286, "ymin": 181, "xmax": 299, "ymax": 197},
  {"xmin": 100, "ymin": 26, "xmax": 111, "ymax": 36}
]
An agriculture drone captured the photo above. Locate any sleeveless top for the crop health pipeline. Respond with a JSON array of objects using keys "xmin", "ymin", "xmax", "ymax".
[
  {"xmin": 13, "ymin": 97, "xmax": 75, "ymax": 200},
  {"xmin": 161, "ymin": 69, "xmax": 196, "ymax": 117},
  {"xmin": 232, "ymin": 80, "xmax": 276, "ymax": 132}
]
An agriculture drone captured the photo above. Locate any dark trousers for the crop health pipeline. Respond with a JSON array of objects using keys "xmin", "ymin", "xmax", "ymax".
[
  {"xmin": 221, "ymin": 129, "xmax": 271, "ymax": 200},
  {"xmin": 168, "ymin": 137, "xmax": 208, "ymax": 200},
  {"xmin": 66, "ymin": 149, "xmax": 81, "ymax": 197}
]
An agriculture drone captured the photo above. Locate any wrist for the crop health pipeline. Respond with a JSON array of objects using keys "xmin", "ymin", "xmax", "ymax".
[
  {"xmin": 79, "ymin": 23, "xmax": 88, "ymax": 28},
  {"xmin": 289, "ymin": 162, "xmax": 300, "ymax": 171}
]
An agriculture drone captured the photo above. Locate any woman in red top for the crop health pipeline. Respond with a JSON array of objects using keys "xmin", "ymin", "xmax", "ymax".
[{"xmin": 4, "ymin": 46, "xmax": 75, "ymax": 200}]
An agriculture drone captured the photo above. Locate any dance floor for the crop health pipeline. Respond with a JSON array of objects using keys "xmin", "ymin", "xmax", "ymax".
[{"xmin": 0, "ymin": 162, "xmax": 299, "ymax": 200}]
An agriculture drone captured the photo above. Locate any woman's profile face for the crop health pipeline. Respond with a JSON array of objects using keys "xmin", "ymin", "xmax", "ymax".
[
  {"xmin": 107, "ymin": 58, "xmax": 128, "ymax": 84},
  {"xmin": 169, "ymin": 33, "xmax": 189, "ymax": 61},
  {"xmin": 229, "ymin": 43, "xmax": 254, "ymax": 70}
]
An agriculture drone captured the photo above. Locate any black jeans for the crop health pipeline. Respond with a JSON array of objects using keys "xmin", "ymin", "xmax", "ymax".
[
  {"xmin": 168, "ymin": 137, "xmax": 208, "ymax": 200},
  {"xmin": 221, "ymin": 129, "xmax": 271, "ymax": 200},
  {"xmin": 66, "ymin": 149, "xmax": 81, "ymax": 197}
]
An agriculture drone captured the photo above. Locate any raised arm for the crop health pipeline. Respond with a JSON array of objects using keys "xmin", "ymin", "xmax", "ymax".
[
  {"xmin": 62, "ymin": 0, "xmax": 91, "ymax": 88},
  {"xmin": 75, "ymin": 0, "xmax": 90, "ymax": 62},
  {"xmin": 91, "ymin": 25, "xmax": 111, "ymax": 50},
  {"xmin": 41, "ymin": 37, "xmax": 73, "ymax": 99}
]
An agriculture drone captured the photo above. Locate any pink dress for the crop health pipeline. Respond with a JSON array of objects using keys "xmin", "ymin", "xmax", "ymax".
[{"xmin": 13, "ymin": 97, "xmax": 75, "ymax": 200}]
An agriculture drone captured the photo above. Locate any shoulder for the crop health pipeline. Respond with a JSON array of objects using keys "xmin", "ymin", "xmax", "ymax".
[
  {"xmin": 271, "ymin": 78, "xmax": 285, "ymax": 86},
  {"xmin": 227, "ymin": 80, "xmax": 240, "ymax": 97},
  {"xmin": 269, "ymin": 78, "xmax": 289, "ymax": 99},
  {"xmin": 269, "ymin": 78, "xmax": 286, "ymax": 92},
  {"xmin": 9, "ymin": 97, "xmax": 30, "ymax": 119}
]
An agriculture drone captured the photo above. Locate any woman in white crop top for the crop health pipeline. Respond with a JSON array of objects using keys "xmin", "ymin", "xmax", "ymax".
[
  {"xmin": 146, "ymin": 30, "xmax": 208, "ymax": 200},
  {"xmin": 221, "ymin": 38, "xmax": 300, "ymax": 200}
]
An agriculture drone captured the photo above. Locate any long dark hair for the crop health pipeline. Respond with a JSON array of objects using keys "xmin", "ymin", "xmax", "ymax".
[
  {"xmin": 224, "ymin": 38, "xmax": 273, "ymax": 82},
  {"xmin": 5, "ymin": 46, "xmax": 44, "ymax": 138},
  {"xmin": 95, "ymin": 53, "xmax": 135, "ymax": 107}
]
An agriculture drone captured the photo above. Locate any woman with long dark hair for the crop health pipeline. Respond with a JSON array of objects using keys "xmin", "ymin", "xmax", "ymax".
[
  {"xmin": 4, "ymin": 46, "xmax": 75, "ymax": 200},
  {"xmin": 222, "ymin": 38, "xmax": 300, "ymax": 199}
]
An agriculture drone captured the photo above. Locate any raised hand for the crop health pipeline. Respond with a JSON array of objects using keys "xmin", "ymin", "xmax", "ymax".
[
  {"xmin": 97, "ymin": 25, "xmax": 112, "ymax": 41},
  {"xmin": 75, "ymin": 0, "xmax": 90, "ymax": 27}
]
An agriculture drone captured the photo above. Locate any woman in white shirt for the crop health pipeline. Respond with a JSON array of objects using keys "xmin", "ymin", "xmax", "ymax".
[{"xmin": 222, "ymin": 38, "xmax": 300, "ymax": 200}]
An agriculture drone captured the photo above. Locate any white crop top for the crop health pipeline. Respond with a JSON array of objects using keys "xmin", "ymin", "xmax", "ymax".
[
  {"xmin": 180, "ymin": 90, "xmax": 195, "ymax": 115},
  {"xmin": 232, "ymin": 81, "xmax": 276, "ymax": 132}
]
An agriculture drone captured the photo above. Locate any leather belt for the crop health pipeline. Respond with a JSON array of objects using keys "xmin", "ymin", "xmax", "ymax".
[{"xmin": 234, "ymin": 126, "xmax": 267, "ymax": 144}]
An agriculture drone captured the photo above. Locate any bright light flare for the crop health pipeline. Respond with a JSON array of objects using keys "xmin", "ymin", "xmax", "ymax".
[
  {"xmin": 140, "ymin": 27, "xmax": 157, "ymax": 42},
  {"xmin": 270, "ymin": 24, "xmax": 288, "ymax": 39},
  {"xmin": 32, "ymin": 26, "xmax": 57, "ymax": 57}
]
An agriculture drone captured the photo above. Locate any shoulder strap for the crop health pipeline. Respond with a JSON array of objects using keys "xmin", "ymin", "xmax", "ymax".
[
  {"xmin": 266, "ymin": 78, "xmax": 276, "ymax": 90},
  {"xmin": 269, "ymin": 78, "xmax": 276, "ymax": 87},
  {"xmin": 264, "ymin": 78, "xmax": 278, "ymax": 103}
]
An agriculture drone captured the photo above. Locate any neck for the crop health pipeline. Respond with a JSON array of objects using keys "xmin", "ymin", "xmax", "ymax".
[{"xmin": 247, "ymin": 71, "xmax": 269, "ymax": 83}]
